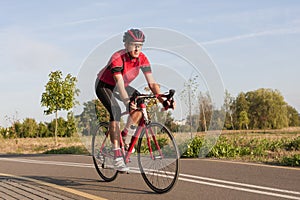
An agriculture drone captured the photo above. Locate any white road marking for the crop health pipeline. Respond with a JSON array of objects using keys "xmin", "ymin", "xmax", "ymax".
[
  {"xmin": 201, "ymin": 158, "xmax": 300, "ymax": 171},
  {"xmin": 178, "ymin": 176, "xmax": 300, "ymax": 200},
  {"xmin": 0, "ymin": 157, "xmax": 94, "ymax": 168},
  {"xmin": 180, "ymin": 173, "xmax": 300, "ymax": 195},
  {"xmin": 1, "ymin": 157, "xmax": 299, "ymax": 199}
]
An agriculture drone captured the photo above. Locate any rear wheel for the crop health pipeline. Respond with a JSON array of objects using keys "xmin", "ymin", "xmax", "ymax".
[
  {"xmin": 92, "ymin": 122, "xmax": 118, "ymax": 182},
  {"xmin": 137, "ymin": 122, "xmax": 179, "ymax": 193}
]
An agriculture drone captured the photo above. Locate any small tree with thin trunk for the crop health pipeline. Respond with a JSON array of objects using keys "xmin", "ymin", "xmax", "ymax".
[
  {"xmin": 180, "ymin": 75, "xmax": 199, "ymax": 137},
  {"xmin": 41, "ymin": 70, "xmax": 79, "ymax": 145}
]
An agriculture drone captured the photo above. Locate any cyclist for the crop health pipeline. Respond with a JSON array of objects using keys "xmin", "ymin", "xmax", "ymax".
[{"xmin": 95, "ymin": 28, "xmax": 173, "ymax": 172}]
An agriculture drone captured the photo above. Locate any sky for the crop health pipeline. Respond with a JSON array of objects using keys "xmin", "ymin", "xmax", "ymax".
[{"xmin": 0, "ymin": 0, "xmax": 300, "ymax": 127}]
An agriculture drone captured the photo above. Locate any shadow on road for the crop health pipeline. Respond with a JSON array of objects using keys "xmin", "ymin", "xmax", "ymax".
[{"xmin": 26, "ymin": 175, "xmax": 154, "ymax": 195}]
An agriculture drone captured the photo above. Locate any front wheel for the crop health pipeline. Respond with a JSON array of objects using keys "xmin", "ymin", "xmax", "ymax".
[
  {"xmin": 92, "ymin": 122, "xmax": 118, "ymax": 182},
  {"xmin": 137, "ymin": 122, "xmax": 180, "ymax": 193}
]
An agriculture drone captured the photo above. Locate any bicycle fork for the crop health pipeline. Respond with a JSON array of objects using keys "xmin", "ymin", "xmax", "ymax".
[{"xmin": 145, "ymin": 127, "xmax": 163, "ymax": 160}]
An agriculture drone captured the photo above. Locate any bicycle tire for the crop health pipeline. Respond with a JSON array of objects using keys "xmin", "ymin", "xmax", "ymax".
[
  {"xmin": 92, "ymin": 122, "xmax": 118, "ymax": 182},
  {"xmin": 137, "ymin": 122, "xmax": 179, "ymax": 193}
]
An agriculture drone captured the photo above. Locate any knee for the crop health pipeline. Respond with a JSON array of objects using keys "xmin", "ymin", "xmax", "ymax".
[
  {"xmin": 109, "ymin": 121, "xmax": 120, "ymax": 133},
  {"xmin": 130, "ymin": 110, "xmax": 142, "ymax": 120}
]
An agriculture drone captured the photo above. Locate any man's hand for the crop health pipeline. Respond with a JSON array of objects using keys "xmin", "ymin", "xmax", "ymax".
[
  {"xmin": 125, "ymin": 100, "xmax": 138, "ymax": 113},
  {"xmin": 130, "ymin": 101, "xmax": 137, "ymax": 111}
]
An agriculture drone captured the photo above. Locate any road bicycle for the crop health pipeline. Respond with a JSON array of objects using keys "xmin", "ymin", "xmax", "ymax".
[{"xmin": 91, "ymin": 90, "xmax": 180, "ymax": 193}]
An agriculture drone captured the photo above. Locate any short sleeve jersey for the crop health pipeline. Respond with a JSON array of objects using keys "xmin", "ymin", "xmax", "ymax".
[{"xmin": 98, "ymin": 49, "xmax": 151, "ymax": 87}]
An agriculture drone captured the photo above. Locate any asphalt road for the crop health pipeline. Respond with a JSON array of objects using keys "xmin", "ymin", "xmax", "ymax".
[{"xmin": 0, "ymin": 154, "xmax": 299, "ymax": 200}]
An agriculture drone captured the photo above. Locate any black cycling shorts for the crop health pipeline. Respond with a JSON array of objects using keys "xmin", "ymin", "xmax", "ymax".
[{"xmin": 95, "ymin": 79, "xmax": 139, "ymax": 122}]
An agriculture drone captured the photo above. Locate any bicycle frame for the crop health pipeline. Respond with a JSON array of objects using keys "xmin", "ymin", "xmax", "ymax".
[
  {"xmin": 120, "ymin": 105, "xmax": 163, "ymax": 163},
  {"xmin": 120, "ymin": 119, "xmax": 144, "ymax": 163},
  {"xmin": 99, "ymin": 103, "xmax": 164, "ymax": 164}
]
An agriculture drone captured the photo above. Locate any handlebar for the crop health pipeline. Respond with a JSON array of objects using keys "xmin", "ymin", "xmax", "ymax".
[
  {"xmin": 134, "ymin": 89, "xmax": 175, "ymax": 101},
  {"xmin": 133, "ymin": 89, "xmax": 175, "ymax": 110},
  {"xmin": 166, "ymin": 89, "xmax": 175, "ymax": 100},
  {"xmin": 121, "ymin": 89, "xmax": 175, "ymax": 116}
]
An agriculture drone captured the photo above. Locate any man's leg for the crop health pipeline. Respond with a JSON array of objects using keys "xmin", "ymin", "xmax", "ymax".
[
  {"xmin": 109, "ymin": 121, "xmax": 129, "ymax": 172},
  {"xmin": 109, "ymin": 121, "xmax": 120, "ymax": 148},
  {"xmin": 124, "ymin": 110, "xmax": 142, "ymax": 130},
  {"xmin": 122, "ymin": 86, "xmax": 143, "ymax": 131},
  {"xmin": 121, "ymin": 110, "xmax": 142, "ymax": 148}
]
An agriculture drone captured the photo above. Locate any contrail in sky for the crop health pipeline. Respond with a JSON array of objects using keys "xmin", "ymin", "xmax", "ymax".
[{"xmin": 202, "ymin": 27, "xmax": 300, "ymax": 45}]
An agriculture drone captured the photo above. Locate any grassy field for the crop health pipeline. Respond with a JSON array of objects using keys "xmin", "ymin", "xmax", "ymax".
[
  {"xmin": 181, "ymin": 128, "xmax": 300, "ymax": 166},
  {"xmin": 0, "ymin": 136, "xmax": 88, "ymax": 154},
  {"xmin": 1, "ymin": 128, "xmax": 299, "ymax": 166}
]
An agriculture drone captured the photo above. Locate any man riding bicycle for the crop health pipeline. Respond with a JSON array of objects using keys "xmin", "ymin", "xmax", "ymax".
[{"xmin": 95, "ymin": 28, "xmax": 173, "ymax": 172}]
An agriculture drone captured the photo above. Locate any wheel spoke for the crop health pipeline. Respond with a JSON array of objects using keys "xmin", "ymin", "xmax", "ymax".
[
  {"xmin": 137, "ymin": 122, "xmax": 179, "ymax": 193},
  {"xmin": 92, "ymin": 122, "xmax": 118, "ymax": 182}
]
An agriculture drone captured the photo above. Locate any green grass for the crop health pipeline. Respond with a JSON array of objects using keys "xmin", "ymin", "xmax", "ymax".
[
  {"xmin": 280, "ymin": 154, "xmax": 300, "ymax": 166},
  {"xmin": 0, "ymin": 136, "xmax": 86, "ymax": 154},
  {"xmin": 180, "ymin": 133, "xmax": 300, "ymax": 167},
  {"xmin": 43, "ymin": 146, "xmax": 89, "ymax": 154}
]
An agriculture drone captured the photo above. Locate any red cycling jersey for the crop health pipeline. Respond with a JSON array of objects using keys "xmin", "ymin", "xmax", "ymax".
[{"xmin": 98, "ymin": 49, "xmax": 151, "ymax": 87}]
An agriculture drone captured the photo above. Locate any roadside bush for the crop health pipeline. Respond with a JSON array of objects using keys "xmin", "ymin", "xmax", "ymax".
[
  {"xmin": 284, "ymin": 136, "xmax": 300, "ymax": 151},
  {"xmin": 280, "ymin": 154, "xmax": 300, "ymax": 166},
  {"xmin": 0, "ymin": 127, "xmax": 6, "ymax": 138},
  {"xmin": 43, "ymin": 146, "xmax": 88, "ymax": 154},
  {"xmin": 181, "ymin": 134, "xmax": 300, "ymax": 167},
  {"xmin": 208, "ymin": 137, "xmax": 237, "ymax": 158},
  {"xmin": 181, "ymin": 136, "xmax": 204, "ymax": 158},
  {"xmin": 139, "ymin": 137, "xmax": 172, "ymax": 154},
  {"xmin": 250, "ymin": 139, "xmax": 269, "ymax": 156},
  {"xmin": 269, "ymin": 139, "xmax": 285, "ymax": 152}
]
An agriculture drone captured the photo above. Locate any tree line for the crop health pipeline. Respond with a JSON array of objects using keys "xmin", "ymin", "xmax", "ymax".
[
  {"xmin": 76, "ymin": 87, "xmax": 300, "ymax": 134},
  {"xmin": 0, "ymin": 112, "xmax": 76, "ymax": 139},
  {"xmin": 194, "ymin": 88, "xmax": 300, "ymax": 131},
  {"xmin": 1, "ymin": 70, "xmax": 79, "ymax": 140},
  {"xmin": 1, "ymin": 70, "xmax": 299, "ymax": 139}
]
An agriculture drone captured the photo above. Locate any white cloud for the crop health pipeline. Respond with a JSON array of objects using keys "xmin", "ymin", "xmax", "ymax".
[
  {"xmin": 0, "ymin": 29, "xmax": 69, "ymax": 71},
  {"xmin": 62, "ymin": 18, "xmax": 101, "ymax": 26},
  {"xmin": 202, "ymin": 27, "xmax": 300, "ymax": 45}
]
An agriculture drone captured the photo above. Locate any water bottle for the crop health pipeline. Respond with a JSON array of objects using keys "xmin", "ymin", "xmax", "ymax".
[
  {"xmin": 125, "ymin": 125, "xmax": 136, "ymax": 145},
  {"xmin": 140, "ymin": 103, "xmax": 149, "ymax": 124},
  {"xmin": 124, "ymin": 125, "xmax": 136, "ymax": 153}
]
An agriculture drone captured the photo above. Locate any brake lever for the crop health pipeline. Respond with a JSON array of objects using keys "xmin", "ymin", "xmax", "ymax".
[{"xmin": 167, "ymin": 89, "xmax": 175, "ymax": 100}]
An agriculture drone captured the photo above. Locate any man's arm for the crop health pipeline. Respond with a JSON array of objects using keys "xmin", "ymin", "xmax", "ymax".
[
  {"xmin": 144, "ymin": 73, "xmax": 164, "ymax": 103},
  {"xmin": 144, "ymin": 72, "xmax": 175, "ymax": 110},
  {"xmin": 113, "ymin": 74, "xmax": 130, "ymax": 105}
]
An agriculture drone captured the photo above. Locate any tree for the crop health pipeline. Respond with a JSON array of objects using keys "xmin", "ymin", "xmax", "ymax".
[
  {"xmin": 243, "ymin": 88, "xmax": 288, "ymax": 129},
  {"xmin": 65, "ymin": 112, "xmax": 77, "ymax": 137},
  {"xmin": 287, "ymin": 105, "xmax": 299, "ymax": 126},
  {"xmin": 223, "ymin": 90, "xmax": 235, "ymax": 130},
  {"xmin": 41, "ymin": 70, "xmax": 79, "ymax": 145},
  {"xmin": 4, "ymin": 112, "xmax": 21, "ymax": 139},
  {"xmin": 37, "ymin": 122, "xmax": 49, "ymax": 137},
  {"xmin": 94, "ymin": 99, "xmax": 110, "ymax": 123},
  {"xmin": 198, "ymin": 92, "xmax": 213, "ymax": 131},
  {"xmin": 238, "ymin": 111, "xmax": 249, "ymax": 130},
  {"xmin": 180, "ymin": 75, "xmax": 200, "ymax": 137},
  {"xmin": 164, "ymin": 111, "xmax": 179, "ymax": 132},
  {"xmin": 234, "ymin": 92, "xmax": 249, "ymax": 129},
  {"xmin": 20, "ymin": 118, "xmax": 38, "ymax": 138},
  {"xmin": 76, "ymin": 99, "xmax": 109, "ymax": 136}
]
